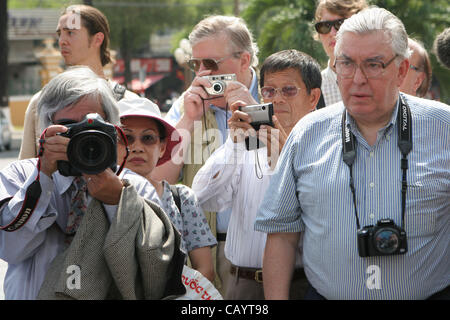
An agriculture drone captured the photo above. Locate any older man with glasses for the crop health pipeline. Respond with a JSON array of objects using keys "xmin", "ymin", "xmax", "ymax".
[
  {"xmin": 256, "ymin": 7, "xmax": 450, "ymax": 300},
  {"xmin": 152, "ymin": 15, "xmax": 260, "ymax": 296}
]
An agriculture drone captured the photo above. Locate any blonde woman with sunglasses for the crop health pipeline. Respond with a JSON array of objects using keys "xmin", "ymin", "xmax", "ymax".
[{"xmin": 313, "ymin": 0, "xmax": 368, "ymax": 107}]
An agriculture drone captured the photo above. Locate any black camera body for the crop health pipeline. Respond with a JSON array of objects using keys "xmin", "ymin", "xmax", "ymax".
[
  {"xmin": 57, "ymin": 113, "xmax": 117, "ymax": 176},
  {"xmin": 357, "ymin": 219, "xmax": 407, "ymax": 257}
]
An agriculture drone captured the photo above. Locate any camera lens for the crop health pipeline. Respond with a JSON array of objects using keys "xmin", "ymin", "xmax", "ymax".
[
  {"xmin": 262, "ymin": 106, "xmax": 266, "ymax": 110},
  {"xmin": 213, "ymin": 83, "xmax": 223, "ymax": 93},
  {"xmin": 67, "ymin": 130, "xmax": 116, "ymax": 175},
  {"xmin": 374, "ymin": 228, "xmax": 399, "ymax": 254}
]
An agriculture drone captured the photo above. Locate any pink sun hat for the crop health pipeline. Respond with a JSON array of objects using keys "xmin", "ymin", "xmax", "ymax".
[{"xmin": 118, "ymin": 97, "xmax": 182, "ymax": 166}]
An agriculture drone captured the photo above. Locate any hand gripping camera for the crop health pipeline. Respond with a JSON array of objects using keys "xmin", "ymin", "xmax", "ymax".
[
  {"xmin": 239, "ymin": 103, "xmax": 274, "ymax": 150},
  {"xmin": 357, "ymin": 219, "xmax": 408, "ymax": 257},
  {"xmin": 57, "ymin": 113, "xmax": 118, "ymax": 176},
  {"xmin": 203, "ymin": 74, "xmax": 236, "ymax": 96},
  {"xmin": 239, "ymin": 103, "xmax": 274, "ymax": 130}
]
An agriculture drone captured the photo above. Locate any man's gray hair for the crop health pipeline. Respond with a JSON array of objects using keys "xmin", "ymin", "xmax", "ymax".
[
  {"xmin": 189, "ymin": 15, "xmax": 259, "ymax": 68},
  {"xmin": 335, "ymin": 7, "xmax": 411, "ymax": 62},
  {"xmin": 37, "ymin": 66, "xmax": 119, "ymax": 131}
]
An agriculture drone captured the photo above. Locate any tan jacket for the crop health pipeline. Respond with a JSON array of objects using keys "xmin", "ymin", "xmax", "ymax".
[{"xmin": 37, "ymin": 181, "xmax": 186, "ymax": 300}]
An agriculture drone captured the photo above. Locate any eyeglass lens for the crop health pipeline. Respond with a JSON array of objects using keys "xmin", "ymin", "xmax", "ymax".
[
  {"xmin": 188, "ymin": 58, "xmax": 219, "ymax": 72},
  {"xmin": 315, "ymin": 19, "xmax": 345, "ymax": 34},
  {"xmin": 261, "ymin": 86, "xmax": 299, "ymax": 98}
]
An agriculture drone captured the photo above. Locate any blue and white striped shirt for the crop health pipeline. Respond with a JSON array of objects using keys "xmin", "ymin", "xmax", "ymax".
[{"xmin": 255, "ymin": 94, "xmax": 450, "ymax": 299}]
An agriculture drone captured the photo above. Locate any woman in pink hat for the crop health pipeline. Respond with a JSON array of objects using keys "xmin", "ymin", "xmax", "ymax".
[{"xmin": 117, "ymin": 97, "xmax": 216, "ymax": 282}]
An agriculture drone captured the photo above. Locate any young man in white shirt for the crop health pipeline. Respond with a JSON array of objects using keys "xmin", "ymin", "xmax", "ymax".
[
  {"xmin": 19, "ymin": 4, "xmax": 138, "ymax": 160},
  {"xmin": 192, "ymin": 50, "xmax": 321, "ymax": 299}
]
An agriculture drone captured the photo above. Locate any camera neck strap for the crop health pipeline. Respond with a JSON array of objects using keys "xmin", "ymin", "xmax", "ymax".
[
  {"xmin": 0, "ymin": 126, "xmax": 130, "ymax": 232},
  {"xmin": 341, "ymin": 95, "xmax": 412, "ymax": 230}
]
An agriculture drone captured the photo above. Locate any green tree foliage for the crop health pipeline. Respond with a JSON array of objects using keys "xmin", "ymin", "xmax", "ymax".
[
  {"xmin": 243, "ymin": 0, "xmax": 327, "ymax": 67},
  {"xmin": 242, "ymin": 0, "xmax": 450, "ymax": 101}
]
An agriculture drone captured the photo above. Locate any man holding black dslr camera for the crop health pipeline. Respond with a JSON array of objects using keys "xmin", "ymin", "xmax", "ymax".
[
  {"xmin": 192, "ymin": 50, "xmax": 322, "ymax": 299},
  {"xmin": 0, "ymin": 67, "xmax": 184, "ymax": 300},
  {"xmin": 255, "ymin": 8, "xmax": 449, "ymax": 300}
]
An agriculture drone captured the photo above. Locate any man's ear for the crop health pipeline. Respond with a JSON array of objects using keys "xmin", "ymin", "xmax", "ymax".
[
  {"xmin": 240, "ymin": 51, "xmax": 252, "ymax": 71},
  {"xmin": 92, "ymin": 32, "xmax": 105, "ymax": 49},
  {"xmin": 309, "ymin": 88, "xmax": 322, "ymax": 111},
  {"xmin": 397, "ymin": 58, "xmax": 410, "ymax": 87}
]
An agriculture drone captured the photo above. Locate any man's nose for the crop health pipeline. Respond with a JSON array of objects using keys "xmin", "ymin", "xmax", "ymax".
[
  {"xmin": 272, "ymin": 89, "xmax": 287, "ymax": 103},
  {"xmin": 353, "ymin": 65, "xmax": 368, "ymax": 85},
  {"xmin": 58, "ymin": 34, "xmax": 67, "ymax": 46}
]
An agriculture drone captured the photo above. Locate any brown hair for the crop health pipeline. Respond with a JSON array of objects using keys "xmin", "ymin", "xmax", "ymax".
[
  {"xmin": 314, "ymin": 0, "xmax": 369, "ymax": 22},
  {"xmin": 62, "ymin": 5, "xmax": 112, "ymax": 66}
]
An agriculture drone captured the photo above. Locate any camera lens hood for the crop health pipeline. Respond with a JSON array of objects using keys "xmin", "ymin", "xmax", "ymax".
[{"xmin": 67, "ymin": 130, "xmax": 117, "ymax": 175}]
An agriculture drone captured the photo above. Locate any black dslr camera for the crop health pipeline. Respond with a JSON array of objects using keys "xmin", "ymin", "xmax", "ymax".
[
  {"xmin": 57, "ymin": 113, "xmax": 117, "ymax": 176},
  {"xmin": 357, "ymin": 219, "xmax": 407, "ymax": 257}
]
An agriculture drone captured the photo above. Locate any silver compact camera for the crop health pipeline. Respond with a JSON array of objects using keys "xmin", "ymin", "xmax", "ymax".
[
  {"xmin": 239, "ymin": 103, "xmax": 274, "ymax": 131},
  {"xmin": 203, "ymin": 74, "xmax": 236, "ymax": 96}
]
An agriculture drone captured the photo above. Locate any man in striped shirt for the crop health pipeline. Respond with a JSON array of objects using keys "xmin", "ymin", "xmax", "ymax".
[{"xmin": 255, "ymin": 8, "xmax": 449, "ymax": 300}]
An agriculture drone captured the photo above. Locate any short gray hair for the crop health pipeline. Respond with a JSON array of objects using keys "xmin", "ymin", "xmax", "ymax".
[
  {"xmin": 37, "ymin": 66, "xmax": 119, "ymax": 131},
  {"xmin": 189, "ymin": 15, "xmax": 259, "ymax": 68},
  {"xmin": 335, "ymin": 7, "xmax": 411, "ymax": 63}
]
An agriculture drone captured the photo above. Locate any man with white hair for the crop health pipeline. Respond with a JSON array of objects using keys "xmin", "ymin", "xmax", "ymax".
[
  {"xmin": 153, "ymin": 15, "xmax": 261, "ymax": 295},
  {"xmin": 255, "ymin": 7, "xmax": 449, "ymax": 300},
  {"xmin": 0, "ymin": 67, "xmax": 183, "ymax": 300}
]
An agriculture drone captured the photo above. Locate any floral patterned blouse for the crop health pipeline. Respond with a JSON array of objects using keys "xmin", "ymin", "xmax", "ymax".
[{"xmin": 159, "ymin": 180, "xmax": 217, "ymax": 254}]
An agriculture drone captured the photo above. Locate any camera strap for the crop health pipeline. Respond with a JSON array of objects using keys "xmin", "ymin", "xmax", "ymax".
[
  {"xmin": 0, "ymin": 126, "xmax": 129, "ymax": 232},
  {"xmin": 0, "ymin": 128, "xmax": 48, "ymax": 232},
  {"xmin": 341, "ymin": 95, "xmax": 412, "ymax": 230}
]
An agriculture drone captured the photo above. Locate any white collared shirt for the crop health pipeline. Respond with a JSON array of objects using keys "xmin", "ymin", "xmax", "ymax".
[
  {"xmin": 192, "ymin": 137, "xmax": 303, "ymax": 268},
  {"xmin": 0, "ymin": 159, "xmax": 159, "ymax": 299}
]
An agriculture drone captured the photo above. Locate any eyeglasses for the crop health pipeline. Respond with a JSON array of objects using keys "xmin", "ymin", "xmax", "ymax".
[
  {"xmin": 118, "ymin": 134, "xmax": 161, "ymax": 146},
  {"xmin": 314, "ymin": 18, "xmax": 346, "ymax": 34},
  {"xmin": 187, "ymin": 52, "xmax": 242, "ymax": 72},
  {"xmin": 261, "ymin": 86, "xmax": 301, "ymax": 99},
  {"xmin": 334, "ymin": 54, "xmax": 399, "ymax": 79}
]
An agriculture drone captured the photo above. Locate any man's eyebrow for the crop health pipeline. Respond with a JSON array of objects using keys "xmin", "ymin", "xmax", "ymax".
[
  {"xmin": 337, "ymin": 54, "xmax": 353, "ymax": 61},
  {"xmin": 56, "ymin": 27, "xmax": 78, "ymax": 33},
  {"xmin": 337, "ymin": 54, "xmax": 385, "ymax": 62},
  {"xmin": 365, "ymin": 55, "xmax": 385, "ymax": 62}
]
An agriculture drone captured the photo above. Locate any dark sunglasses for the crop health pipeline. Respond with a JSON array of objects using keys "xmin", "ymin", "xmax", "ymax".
[
  {"xmin": 187, "ymin": 52, "xmax": 242, "ymax": 72},
  {"xmin": 314, "ymin": 18, "xmax": 346, "ymax": 34},
  {"xmin": 261, "ymin": 86, "xmax": 301, "ymax": 99},
  {"xmin": 118, "ymin": 134, "xmax": 161, "ymax": 146}
]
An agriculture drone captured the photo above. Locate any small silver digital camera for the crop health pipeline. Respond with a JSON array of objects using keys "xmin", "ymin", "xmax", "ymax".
[
  {"xmin": 239, "ymin": 103, "xmax": 274, "ymax": 130},
  {"xmin": 203, "ymin": 74, "xmax": 236, "ymax": 96}
]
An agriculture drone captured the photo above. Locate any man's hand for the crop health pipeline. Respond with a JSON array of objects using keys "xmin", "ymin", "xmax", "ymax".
[
  {"xmin": 83, "ymin": 168, "xmax": 123, "ymax": 205},
  {"xmin": 225, "ymin": 81, "xmax": 258, "ymax": 110},
  {"xmin": 39, "ymin": 125, "xmax": 69, "ymax": 178},
  {"xmin": 258, "ymin": 116, "xmax": 288, "ymax": 168},
  {"xmin": 182, "ymin": 70, "xmax": 213, "ymax": 125},
  {"xmin": 228, "ymin": 103, "xmax": 256, "ymax": 143}
]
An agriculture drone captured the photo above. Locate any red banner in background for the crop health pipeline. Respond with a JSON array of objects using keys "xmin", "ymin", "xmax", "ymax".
[{"xmin": 114, "ymin": 57, "xmax": 172, "ymax": 74}]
